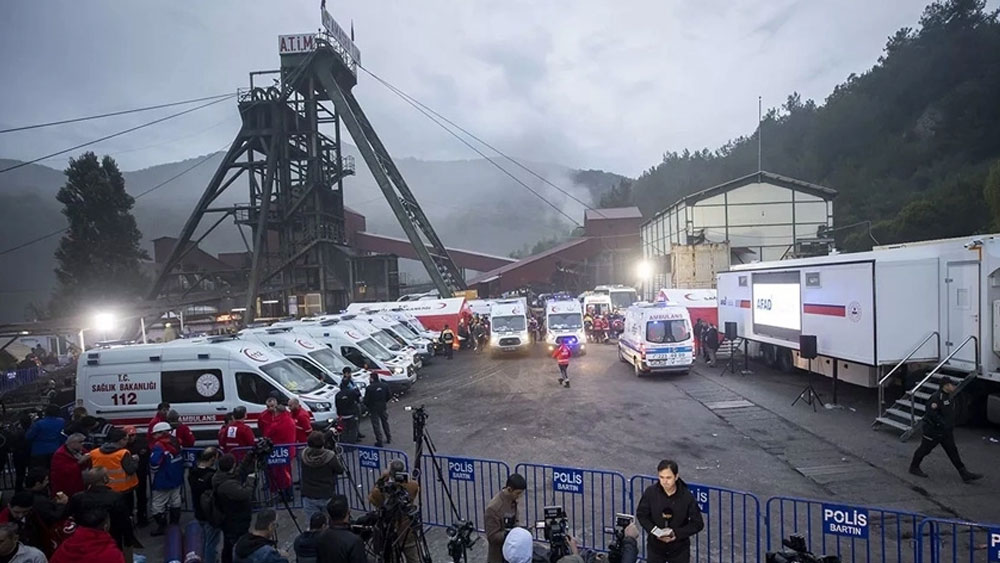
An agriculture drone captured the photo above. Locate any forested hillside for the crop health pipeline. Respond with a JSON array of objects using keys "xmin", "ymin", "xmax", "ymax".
[{"xmin": 629, "ymin": 0, "xmax": 1000, "ymax": 251}]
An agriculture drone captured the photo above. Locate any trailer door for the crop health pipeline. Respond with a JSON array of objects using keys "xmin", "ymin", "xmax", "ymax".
[{"xmin": 946, "ymin": 261, "xmax": 980, "ymax": 369}]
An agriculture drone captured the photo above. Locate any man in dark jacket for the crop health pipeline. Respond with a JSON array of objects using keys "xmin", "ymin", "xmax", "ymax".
[
  {"xmin": 334, "ymin": 370, "xmax": 362, "ymax": 444},
  {"xmin": 293, "ymin": 513, "xmax": 327, "ymax": 563},
  {"xmin": 315, "ymin": 495, "xmax": 367, "ymax": 563},
  {"xmin": 68, "ymin": 468, "xmax": 138, "ymax": 554},
  {"xmin": 363, "ymin": 372, "xmax": 392, "ymax": 447},
  {"xmin": 485, "ymin": 473, "xmax": 526, "ymax": 563},
  {"xmin": 635, "ymin": 460, "xmax": 704, "ymax": 563},
  {"xmin": 692, "ymin": 319, "xmax": 706, "ymax": 360},
  {"xmin": 232, "ymin": 509, "xmax": 289, "ymax": 563},
  {"xmin": 703, "ymin": 324, "xmax": 720, "ymax": 367},
  {"xmin": 909, "ymin": 380, "xmax": 983, "ymax": 483},
  {"xmin": 212, "ymin": 453, "xmax": 259, "ymax": 563},
  {"xmin": 189, "ymin": 447, "xmax": 221, "ymax": 563},
  {"xmin": 300, "ymin": 431, "xmax": 345, "ymax": 520}
]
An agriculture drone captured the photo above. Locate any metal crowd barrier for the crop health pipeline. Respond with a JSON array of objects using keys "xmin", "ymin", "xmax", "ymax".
[
  {"xmin": 515, "ymin": 462, "xmax": 629, "ymax": 552},
  {"xmin": 766, "ymin": 496, "xmax": 923, "ymax": 563},
  {"xmin": 916, "ymin": 517, "xmax": 1000, "ymax": 563},
  {"xmin": 332, "ymin": 444, "xmax": 411, "ymax": 514},
  {"xmin": 417, "ymin": 454, "xmax": 511, "ymax": 532},
  {"xmin": 631, "ymin": 475, "xmax": 762, "ymax": 563},
  {"xmin": 0, "ymin": 366, "xmax": 46, "ymax": 394}
]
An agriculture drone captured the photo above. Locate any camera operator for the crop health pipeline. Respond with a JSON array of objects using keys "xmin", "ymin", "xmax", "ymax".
[
  {"xmin": 485, "ymin": 473, "xmax": 527, "ymax": 563},
  {"xmin": 635, "ymin": 460, "xmax": 703, "ymax": 563},
  {"xmin": 211, "ymin": 453, "xmax": 259, "ymax": 563},
  {"xmin": 232, "ymin": 508, "xmax": 289, "ymax": 563},
  {"xmin": 315, "ymin": 495, "xmax": 367, "ymax": 563},
  {"xmin": 334, "ymin": 369, "xmax": 362, "ymax": 444},
  {"xmin": 503, "ymin": 522, "xmax": 640, "ymax": 563},
  {"xmin": 368, "ymin": 459, "xmax": 420, "ymax": 563},
  {"xmin": 301, "ymin": 431, "xmax": 345, "ymax": 520}
]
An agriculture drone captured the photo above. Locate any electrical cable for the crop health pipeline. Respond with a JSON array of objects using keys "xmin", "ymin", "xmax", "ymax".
[
  {"xmin": 0, "ymin": 94, "xmax": 236, "ymax": 174},
  {"xmin": 0, "ymin": 144, "xmax": 227, "ymax": 257},
  {"xmin": 0, "ymin": 93, "xmax": 235, "ymax": 134},
  {"xmin": 359, "ymin": 64, "xmax": 610, "ymax": 220},
  {"xmin": 356, "ymin": 65, "xmax": 582, "ymax": 226}
]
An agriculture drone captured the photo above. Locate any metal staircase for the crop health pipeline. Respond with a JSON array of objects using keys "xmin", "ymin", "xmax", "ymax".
[{"xmin": 873, "ymin": 334, "xmax": 979, "ymax": 441}]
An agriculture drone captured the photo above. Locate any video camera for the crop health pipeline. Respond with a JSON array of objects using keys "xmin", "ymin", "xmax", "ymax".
[
  {"xmin": 766, "ymin": 535, "xmax": 841, "ymax": 563},
  {"xmin": 249, "ymin": 436, "xmax": 274, "ymax": 460},
  {"xmin": 536, "ymin": 505, "xmax": 570, "ymax": 563},
  {"xmin": 376, "ymin": 470, "xmax": 419, "ymax": 518},
  {"xmin": 604, "ymin": 514, "xmax": 633, "ymax": 563},
  {"xmin": 446, "ymin": 519, "xmax": 478, "ymax": 563}
]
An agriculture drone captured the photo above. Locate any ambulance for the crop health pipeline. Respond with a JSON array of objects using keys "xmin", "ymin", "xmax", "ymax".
[
  {"xmin": 76, "ymin": 336, "xmax": 340, "ymax": 442},
  {"xmin": 327, "ymin": 315, "xmax": 424, "ymax": 370},
  {"xmin": 273, "ymin": 320, "xmax": 417, "ymax": 393},
  {"xmin": 618, "ymin": 302, "xmax": 694, "ymax": 376},
  {"xmin": 544, "ymin": 299, "xmax": 586, "ymax": 354},
  {"xmin": 353, "ymin": 314, "xmax": 434, "ymax": 363},
  {"xmin": 238, "ymin": 327, "xmax": 371, "ymax": 392},
  {"xmin": 489, "ymin": 298, "xmax": 530, "ymax": 353},
  {"xmin": 344, "ymin": 297, "xmax": 470, "ymax": 333}
]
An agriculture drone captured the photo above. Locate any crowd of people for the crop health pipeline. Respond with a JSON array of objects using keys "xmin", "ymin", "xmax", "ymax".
[{"xmin": 456, "ymin": 314, "xmax": 492, "ymax": 353}]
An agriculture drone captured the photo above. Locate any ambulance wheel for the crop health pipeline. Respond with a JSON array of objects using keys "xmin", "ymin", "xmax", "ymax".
[
  {"xmin": 776, "ymin": 348, "xmax": 794, "ymax": 373},
  {"xmin": 634, "ymin": 360, "xmax": 643, "ymax": 378},
  {"xmin": 618, "ymin": 346, "xmax": 627, "ymax": 363}
]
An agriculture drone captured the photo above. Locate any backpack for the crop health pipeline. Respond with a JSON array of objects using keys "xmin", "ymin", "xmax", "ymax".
[{"xmin": 199, "ymin": 486, "xmax": 226, "ymax": 527}]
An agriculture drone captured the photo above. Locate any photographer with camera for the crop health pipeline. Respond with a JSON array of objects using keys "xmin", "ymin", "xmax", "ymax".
[
  {"xmin": 485, "ymin": 473, "xmax": 526, "ymax": 563},
  {"xmin": 301, "ymin": 431, "xmax": 345, "ymax": 520},
  {"xmin": 210, "ymin": 453, "xmax": 259, "ymax": 563},
  {"xmin": 368, "ymin": 459, "xmax": 421, "ymax": 563},
  {"xmin": 635, "ymin": 460, "xmax": 703, "ymax": 563},
  {"xmin": 315, "ymin": 495, "xmax": 367, "ymax": 563}
]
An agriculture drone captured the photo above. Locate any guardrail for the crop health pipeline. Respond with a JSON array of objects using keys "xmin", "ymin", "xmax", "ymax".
[
  {"xmin": 418, "ymin": 454, "xmax": 511, "ymax": 532},
  {"xmin": 916, "ymin": 517, "xmax": 1000, "ymax": 563}
]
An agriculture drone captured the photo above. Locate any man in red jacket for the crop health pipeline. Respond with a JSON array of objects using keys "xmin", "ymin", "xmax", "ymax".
[
  {"xmin": 552, "ymin": 342, "xmax": 572, "ymax": 388},
  {"xmin": 264, "ymin": 404, "xmax": 297, "ymax": 500},
  {"xmin": 165, "ymin": 410, "xmax": 195, "ymax": 448},
  {"xmin": 50, "ymin": 508, "xmax": 124, "ymax": 563},
  {"xmin": 49, "ymin": 433, "xmax": 90, "ymax": 498},
  {"xmin": 219, "ymin": 407, "xmax": 256, "ymax": 459},
  {"xmin": 257, "ymin": 396, "xmax": 279, "ymax": 438},
  {"xmin": 288, "ymin": 398, "xmax": 313, "ymax": 444},
  {"xmin": 147, "ymin": 402, "xmax": 170, "ymax": 438}
]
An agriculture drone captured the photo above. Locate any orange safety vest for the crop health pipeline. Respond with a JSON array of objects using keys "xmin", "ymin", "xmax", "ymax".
[{"xmin": 89, "ymin": 448, "xmax": 138, "ymax": 492}]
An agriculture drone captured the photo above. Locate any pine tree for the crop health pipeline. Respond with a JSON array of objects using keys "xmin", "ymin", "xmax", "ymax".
[{"xmin": 52, "ymin": 152, "xmax": 149, "ymax": 314}]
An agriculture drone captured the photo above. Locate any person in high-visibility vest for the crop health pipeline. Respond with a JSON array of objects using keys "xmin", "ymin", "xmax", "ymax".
[
  {"xmin": 552, "ymin": 342, "xmax": 572, "ymax": 388},
  {"xmin": 440, "ymin": 325, "xmax": 456, "ymax": 360},
  {"xmin": 89, "ymin": 427, "xmax": 139, "ymax": 517}
]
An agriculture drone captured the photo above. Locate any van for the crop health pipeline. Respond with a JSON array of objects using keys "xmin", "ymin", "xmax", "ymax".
[
  {"xmin": 381, "ymin": 310, "xmax": 444, "ymax": 355},
  {"xmin": 336, "ymin": 315, "xmax": 424, "ymax": 369},
  {"xmin": 275, "ymin": 321, "xmax": 417, "ymax": 393},
  {"xmin": 238, "ymin": 327, "xmax": 371, "ymax": 392},
  {"xmin": 582, "ymin": 292, "xmax": 613, "ymax": 317},
  {"xmin": 544, "ymin": 299, "xmax": 586, "ymax": 355},
  {"xmin": 358, "ymin": 314, "xmax": 434, "ymax": 361},
  {"xmin": 619, "ymin": 302, "xmax": 694, "ymax": 376},
  {"xmin": 77, "ymin": 336, "xmax": 338, "ymax": 442},
  {"xmin": 489, "ymin": 298, "xmax": 530, "ymax": 353}
]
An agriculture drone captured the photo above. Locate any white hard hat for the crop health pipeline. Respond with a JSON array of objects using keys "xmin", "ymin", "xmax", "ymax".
[{"xmin": 152, "ymin": 422, "xmax": 172, "ymax": 434}]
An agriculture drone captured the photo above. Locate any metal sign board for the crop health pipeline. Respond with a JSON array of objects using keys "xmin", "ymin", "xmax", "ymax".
[
  {"xmin": 989, "ymin": 528, "xmax": 1000, "ymax": 563},
  {"xmin": 266, "ymin": 445, "xmax": 292, "ymax": 466},
  {"xmin": 552, "ymin": 467, "xmax": 584, "ymax": 494},
  {"xmin": 321, "ymin": 8, "xmax": 361, "ymax": 64},
  {"xmin": 358, "ymin": 446, "xmax": 380, "ymax": 469},
  {"xmin": 688, "ymin": 484, "xmax": 709, "ymax": 515},
  {"xmin": 279, "ymin": 34, "xmax": 318, "ymax": 55},
  {"xmin": 447, "ymin": 457, "xmax": 476, "ymax": 482},
  {"xmin": 821, "ymin": 503, "xmax": 869, "ymax": 539}
]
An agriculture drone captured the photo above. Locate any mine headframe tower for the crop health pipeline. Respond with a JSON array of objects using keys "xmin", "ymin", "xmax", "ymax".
[{"xmin": 148, "ymin": 20, "xmax": 465, "ymax": 324}]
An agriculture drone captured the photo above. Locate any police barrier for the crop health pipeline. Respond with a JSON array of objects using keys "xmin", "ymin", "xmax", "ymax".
[
  {"xmin": 515, "ymin": 462, "xmax": 629, "ymax": 552},
  {"xmin": 332, "ymin": 444, "xmax": 411, "ymax": 514},
  {"xmin": 766, "ymin": 496, "xmax": 923, "ymax": 563},
  {"xmin": 631, "ymin": 475, "xmax": 762, "ymax": 563},
  {"xmin": 417, "ymin": 454, "xmax": 511, "ymax": 532},
  {"xmin": 916, "ymin": 517, "xmax": 1000, "ymax": 563}
]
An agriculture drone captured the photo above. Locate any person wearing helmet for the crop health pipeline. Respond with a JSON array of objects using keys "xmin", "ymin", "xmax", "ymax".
[{"xmin": 148, "ymin": 422, "xmax": 184, "ymax": 536}]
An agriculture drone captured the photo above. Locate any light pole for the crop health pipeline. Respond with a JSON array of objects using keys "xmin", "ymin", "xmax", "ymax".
[{"xmin": 636, "ymin": 260, "xmax": 653, "ymax": 301}]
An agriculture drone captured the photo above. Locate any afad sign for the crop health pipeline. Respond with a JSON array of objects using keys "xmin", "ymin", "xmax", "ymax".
[{"xmin": 821, "ymin": 504, "xmax": 869, "ymax": 539}]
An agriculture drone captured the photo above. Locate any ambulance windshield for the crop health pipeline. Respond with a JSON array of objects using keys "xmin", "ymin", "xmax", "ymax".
[
  {"xmin": 308, "ymin": 348, "xmax": 353, "ymax": 373},
  {"xmin": 646, "ymin": 320, "xmax": 690, "ymax": 344},
  {"xmin": 260, "ymin": 359, "xmax": 323, "ymax": 394}
]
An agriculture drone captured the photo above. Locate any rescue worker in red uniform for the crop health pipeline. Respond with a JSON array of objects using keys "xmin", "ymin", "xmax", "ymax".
[
  {"xmin": 288, "ymin": 398, "xmax": 313, "ymax": 444},
  {"xmin": 552, "ymin": 342, "xmax": 572, "ymax": 388},
  {"xmin": 218, "ymin": 407, "xmax": 256, "ymax": 459},
  {"xmin": 166, "ymin": 410, "xmax": 195, "ymax": 448},
  {"xmin": 264, "ymin": 404, "xmax": 296, "ymax": 501}
]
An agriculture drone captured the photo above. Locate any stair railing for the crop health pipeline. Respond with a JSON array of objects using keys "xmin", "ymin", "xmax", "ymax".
[
  {"xmin": 876, "ymin": 331, "xmax": 939, "ymax": 417},
  {"xmin": 906, "ymin": 335, "xmax": 979, "ymax": 426}
]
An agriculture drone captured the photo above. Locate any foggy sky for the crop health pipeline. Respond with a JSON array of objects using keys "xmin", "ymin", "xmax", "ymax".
[{"xmin": 0, "ymin": 0, "xmax": 971, "ymax": 177}]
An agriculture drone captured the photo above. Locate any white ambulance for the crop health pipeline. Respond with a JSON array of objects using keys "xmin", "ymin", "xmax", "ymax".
[
  {"xmin": 357, "ymin": 314, "xmax": 435, "ymax": 362},
  {"xmin": 274, "ymin": 320, "xmax": 417, "ymax": 393},
  {"xmin": 329, "ymin": 315, "xmax": 423, "ymax": 370},
  {"xmin": 619, "ymin": 302, "xmax": 694, "ymax": 376},
  {"xmin": 544, "ymin": 299, "xmax": 586, "ymax": 355},
  {"xmin": 76, "ymin": 336, "xmax": 339, "ymax": 442},
  {"xmin": 489, "ymin": 298, "xmax": 530, "ymax": 353},
  {"xmin": 238, "ymin": 327, "xmax": 371, "ymax": 392}
]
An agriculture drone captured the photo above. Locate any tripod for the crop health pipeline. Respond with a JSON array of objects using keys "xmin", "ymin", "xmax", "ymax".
[
  {"xmin": 324, "ymin": 424, "xmax": 370, "ymax": 510},
  {"xmin": 250, "ymin": 450, "xmax": 303, "ymax": 534},
  {"xmin": 791, "ymin": 358, "xmax": 825, "ymax": 411},
  {"xmin": 412, "ymin": 406, "xmax": 478, "ymax": 563}
]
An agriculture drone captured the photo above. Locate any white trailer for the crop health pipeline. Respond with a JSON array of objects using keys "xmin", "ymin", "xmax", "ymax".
[{"xmin": 717, "ymin": 234, "xmax": 1000, "ymax": 436}]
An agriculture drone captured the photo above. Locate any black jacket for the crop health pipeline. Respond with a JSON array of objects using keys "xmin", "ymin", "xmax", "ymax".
[
  {"xmin": 188, "ymin": 465, "xmax": 216, "ymax": 522},
  {"xmin": 922, "ymin": 389, "xmax": 956, "ymax": 438},
  {"xmin": 635, "ymin": 479, "xmax": 704, "ymax": 557},
  {"xmin": 315, "ymin": 523, "xmax": 367, "ymax": 563},
  {"xmin": 212, "ymin": 470, "xmax": 257, "ymax": 537},
  {"xmin": 335, "ymin": 386, "xmax": 361, "ymax": 418},
  {"xmin": 233, "ymin": 532, "xmax": 288, "ymax": 562},
  {"xmin": 704, "ymin": 327, "xmax": 720, "ymax": 350},
  {"xmin": 293, "ymin": 530, "xmax": 322, "ymax": 563},
  {"xmin": 69, "ymin": 484, "xmax": 137, "ymax": 548},
  {"xmin": 363, "ymin": 380, "xmax": 392, "ymax": 411}
]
